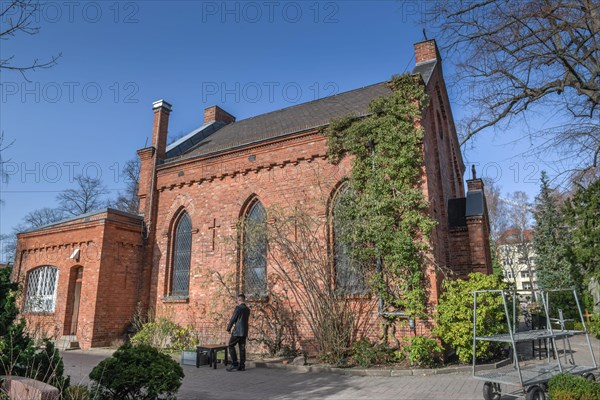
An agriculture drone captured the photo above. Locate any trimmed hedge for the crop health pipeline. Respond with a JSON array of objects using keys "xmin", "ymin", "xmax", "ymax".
[{"xmin": 548, "ymin": 373, "xmax": 600, "ymax": 400}]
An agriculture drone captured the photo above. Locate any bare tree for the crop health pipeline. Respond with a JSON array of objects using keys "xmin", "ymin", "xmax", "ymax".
[
  {"xmin": 1, "ymin": 208, "xmax": 64, "ymax": 262},
  {"xmin": 22, "ymin": 207, "xmax": 64, "ymax": 228},
  {"xmin": 498, "ymin": 191, "xmax": 536, "ymax": 296},
  {"xmin": 263, "ymin": 205, "xmax": 377, "ymax": 364},
  {"xmin": 428, "ymin": 0, "xmax": 600, "ymax": 171},
  {"xmin": 0, "ymin": 0, "xmax": 61, "ymax": 79},
  {"xmin": 56, "ymin": 175, "xmax": 108, "ymax": 216},
  {"xmin": 483, "ymin": 177, "xmax": 508, "ymax": 244},
  {"xmin": 0, "ymin": 132, "xmax": 15, "ymax": 205},
  {"xmin": 110, "ymin": 157, "xmax": 140, "ymax": 214}
]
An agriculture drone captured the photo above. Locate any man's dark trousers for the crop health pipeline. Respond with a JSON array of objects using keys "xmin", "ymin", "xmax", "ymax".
[
  {"xmin": 227, "ymin": 301, "xmax": 250, "ymax": 370},
  {"xmin": 228, "ymin": 335, "xmax": 247, "ymax": 368}
]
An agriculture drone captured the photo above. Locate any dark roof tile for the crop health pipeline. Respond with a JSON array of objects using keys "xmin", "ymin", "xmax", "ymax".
[{"xmin": 165, "ymin": 81, "xmax": 393, "ymax": 162}]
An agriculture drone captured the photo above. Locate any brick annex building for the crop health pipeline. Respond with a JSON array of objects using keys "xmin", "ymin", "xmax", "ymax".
[{"xmin": 13, "ymin": 40, "xmax": 492, "ymax": 350}]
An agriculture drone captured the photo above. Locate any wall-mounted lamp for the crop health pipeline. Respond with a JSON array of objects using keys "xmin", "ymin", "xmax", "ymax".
[{"xmin": 70, "ymin": 249, "xmax": 80, "ymax": 262}]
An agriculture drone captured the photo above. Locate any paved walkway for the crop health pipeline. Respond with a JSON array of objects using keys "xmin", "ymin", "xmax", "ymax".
[
  {"xmin": 62, "ymin": 350, "xmax": 493, "ymax": 400},
  {"xmin": 61, "ymin": 334, "xmax": 599, "ymax": 400}
]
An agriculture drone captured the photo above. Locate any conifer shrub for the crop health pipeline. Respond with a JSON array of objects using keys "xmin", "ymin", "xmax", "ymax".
[
  {"xmin": 0, "ymin": 268, "xmax": 69, "ymax": 393},
  {"xmin": 89, "ymin": 343, "xmax": 184, "ymax": 400},
  {"xmin": 548, "ymin": 373, "xmax": 600, "ymax": 400}
]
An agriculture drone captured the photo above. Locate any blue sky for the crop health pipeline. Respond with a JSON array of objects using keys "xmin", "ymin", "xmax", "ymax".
[{"xmin": 0, "ymin": 1, "xmax": 549, "ymax": 259}]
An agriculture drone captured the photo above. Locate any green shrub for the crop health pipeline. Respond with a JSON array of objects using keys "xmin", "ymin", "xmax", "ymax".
[
  {"xmin": 548, "ymin": 373, "xmax": 600, "ymax": 400},
  {"xmin": 130, "ymin": 318, "xmax": 197, "ymax": 351},
  {"xmin": 29, "ymin": 340, "xmax": 70, "ymax": 390},
  {"xmin": 350, "ymin": 338, "xmax": 400, "ymax": 367},
  {"xmin": 0, "ymin": 269, "xmax": 69, "ymax": 393},
  {"xmin": 64, "ymin": 385, "xmax": 91, "ymax": 400},
  {"xmin": 89, "ymin": 343, "xmax": 184, "ymax": 400},
  {"xmin": 351, "ymin": 338, "xmax": 378, "ymax": 367},
  {"xmin": 402, "ymin": 335, "xmax": 442, "ymax": 368},
  {"xmin": 587, "ymin": 314, "xmax": 600, "ymax": 340},
  {"xmin": 434, "ymin": 273, "xmax": 508, "ymax": 364}
]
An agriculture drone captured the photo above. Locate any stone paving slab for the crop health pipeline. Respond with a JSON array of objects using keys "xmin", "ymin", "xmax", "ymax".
[
  {"xmin": 60, "ymin": 334, "xmax": 599, "ymax": 400},
  {"xmin": 61, "ymin": 351, "xmax": 519, "ymax": 400}
]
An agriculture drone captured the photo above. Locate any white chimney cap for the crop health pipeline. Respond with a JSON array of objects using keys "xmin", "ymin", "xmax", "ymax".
[{"xmin": 152, "ymin": 99, "xmax": 172, "ymax": 111}]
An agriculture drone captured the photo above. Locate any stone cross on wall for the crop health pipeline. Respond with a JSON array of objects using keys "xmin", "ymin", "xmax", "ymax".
[{"xmin": 208, "ymin": 218, "xmax": 220, "ymax": 251}]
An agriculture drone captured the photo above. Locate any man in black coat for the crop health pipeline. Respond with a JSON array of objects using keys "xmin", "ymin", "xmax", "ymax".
[{"xmin": 226, "ymin": 293, "xmax": 250, "ymax": 371}]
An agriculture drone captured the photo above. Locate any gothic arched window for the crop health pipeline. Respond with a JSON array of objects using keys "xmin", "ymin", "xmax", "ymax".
[
  {"xmin": 171, "ymin": 212, "xmax": 192, "ymax": 296},
  {"xmin": 333, "ymin": 185, "xmax": 366, "ymax": 294},
  {"xmin": 243, "ymin": 200, "xmax": 267, "ymax": 297}
]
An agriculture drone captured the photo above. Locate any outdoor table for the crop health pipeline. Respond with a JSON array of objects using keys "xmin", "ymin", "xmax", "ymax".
[{"xmin": 196, "ymin": 344, "xmax": 228, "ymax": 369}]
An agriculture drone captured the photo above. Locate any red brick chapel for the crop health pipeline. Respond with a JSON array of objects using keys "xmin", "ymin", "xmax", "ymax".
[{"xmin": 13, "ymin": 40, "xmax": 492, "ymax": 350}]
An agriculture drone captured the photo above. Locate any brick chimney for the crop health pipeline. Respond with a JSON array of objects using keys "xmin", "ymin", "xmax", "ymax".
[
  {"xmin": 414, "ymin": 39, "xmax": 441, "ymax": 64},
  {"xmin": 152, "ymin": 99, "xmax": 172, "ymax": 160},
  {"xmin": 204, "ymin": 105, "xmax": 235, "ymax": 125}
]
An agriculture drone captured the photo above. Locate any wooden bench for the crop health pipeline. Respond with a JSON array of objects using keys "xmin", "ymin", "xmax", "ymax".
[{"xmin": 197, "ymin": 344, "xmax": 228, "ymax": 369}]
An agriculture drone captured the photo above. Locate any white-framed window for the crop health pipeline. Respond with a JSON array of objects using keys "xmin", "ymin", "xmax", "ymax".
[
  {"xmin": 522, "ymin": 282, "xmax": 532, "ymax": 290},
  {"xmin": 25, "ymin": 266, "xmax": 59, "ymax": 313},
  {"xmin": 521, "ymin": 271, "xmax": 529, "ymax": 278}
]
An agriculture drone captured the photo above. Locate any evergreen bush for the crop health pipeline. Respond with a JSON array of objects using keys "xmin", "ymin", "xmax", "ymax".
[
  {"xmin": 548, "ymin": 373, "xmax": 600, "ymax": 400},
  {"xmin": 434, "ymin": 273, "xmax": 508, "ymax": 363},
  {"xmin": 89, "ymin": 343, "xmax": 184, "ymax": 400},
  {"xmin": 0, "ymin": 268, "xmax": 69, "ymax": 392}
]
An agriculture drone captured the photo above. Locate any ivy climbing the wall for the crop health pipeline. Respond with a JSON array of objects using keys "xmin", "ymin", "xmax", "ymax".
[{"xmin": 325, "ymin": 74, "xmax": 436, "ymax": 318}]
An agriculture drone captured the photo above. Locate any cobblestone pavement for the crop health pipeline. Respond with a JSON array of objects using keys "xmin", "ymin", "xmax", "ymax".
[{"xmin": 61, "ymin": 334, "xmax": 599, "ymax": 400}]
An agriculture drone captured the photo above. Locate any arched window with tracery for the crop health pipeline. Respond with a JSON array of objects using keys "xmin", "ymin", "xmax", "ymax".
[
  {"xmin": 171, "ymin": 211, "xmax": 192, "ymax": 296},
  {"xmin": 25, "ymin": 266, "xmax": 59, "ymax": 312},
  {"xmin": 242, "ymin": 200, "xmax": 267, "ymax": 297},
  {"xmin": 332, "ymin": 184, "xmax": 366, "ymax": 294}
]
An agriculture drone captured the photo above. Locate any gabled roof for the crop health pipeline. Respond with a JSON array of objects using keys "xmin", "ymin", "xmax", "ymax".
[
  {"xmin": 162, "ymin": 59, "xmax": 439, "ymax": 164},
  {"xmin": 164, "ymin": 81, "xmax": 394, "ymax": 163}
]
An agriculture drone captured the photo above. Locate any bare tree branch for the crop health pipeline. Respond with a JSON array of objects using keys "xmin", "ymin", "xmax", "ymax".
[
  {"xmin": 0, "ymin": 1, "xmax": 61, "ymax": 81},
  {"xmin": 426, "ymin": 0, "xmax": 600, "ymax": 171},
  {"xmin": 56, "ymin": 175, "xmax": 109, "ymax": 216}
]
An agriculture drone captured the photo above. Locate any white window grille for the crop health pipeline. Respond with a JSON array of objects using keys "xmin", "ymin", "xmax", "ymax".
[{"xmin": 25, "ymin": 266, "xmax": 59, "ymax": 313}]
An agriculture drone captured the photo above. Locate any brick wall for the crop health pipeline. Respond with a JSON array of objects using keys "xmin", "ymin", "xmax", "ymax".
[
  {"xmin": 204, "ymin": 105, "xmax": 236, "ymax": 124},
  {"xmin": 414, "ymin": 40, "xmax": 440, "ymax": 64},
  {"xmin": 13, "ymin": 39, "xmax": 491, "ymax": 351},
  {"xmin": 13, "ymin": 210, "xmax": 144, "ymax": 349}
]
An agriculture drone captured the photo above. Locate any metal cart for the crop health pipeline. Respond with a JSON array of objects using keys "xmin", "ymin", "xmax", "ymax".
[{"xmin": 472, "ymin": 289, "xmax": 597, "ymax": 400}]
